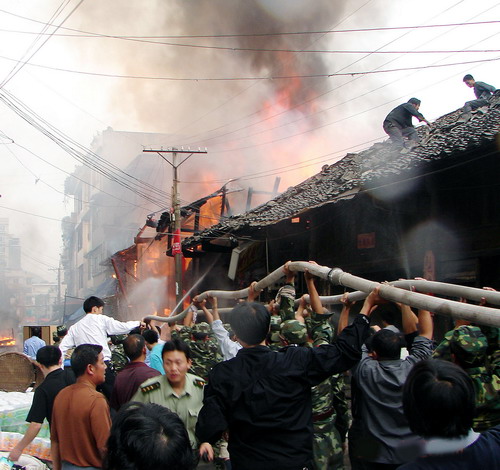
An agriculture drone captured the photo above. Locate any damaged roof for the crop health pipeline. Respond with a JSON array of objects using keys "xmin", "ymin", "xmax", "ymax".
[{"xmin": 183, "ymin": 93, "xmax": 500, "ymax": 249}]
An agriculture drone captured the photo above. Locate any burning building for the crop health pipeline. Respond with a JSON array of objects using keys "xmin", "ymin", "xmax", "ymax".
[{"xmin": 181, "ymin": 93, "xmax": 500, "ymax": 328}]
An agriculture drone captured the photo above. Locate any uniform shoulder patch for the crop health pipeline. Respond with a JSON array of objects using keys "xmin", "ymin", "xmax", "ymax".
[
  {"xmin": 193, "ymin": 378, "xmax": 206, "ymax": 388},
  {"xmin": 140, "ymin": 381, "xmax": 161, "ymax": 393}
]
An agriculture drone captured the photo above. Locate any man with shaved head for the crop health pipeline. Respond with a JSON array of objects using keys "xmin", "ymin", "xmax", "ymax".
[{"xmin": 110, "ymin": 334, "xmax": 161, "ymax": 411}]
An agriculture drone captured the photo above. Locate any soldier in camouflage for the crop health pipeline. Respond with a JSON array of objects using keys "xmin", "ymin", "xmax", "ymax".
[
  {"xmin": 278, "ymin": 262, "xmax": 345, "ymax": 470},
  {"xmin": 434, "ymin": 324, "xmax": 500, "ymax": 431},
  {"xmin": 172, "ymin": 322, "xmax": 222, "ymax": 382},
  {"xmin": 109, "ymin": 334, "xmax": 129, "ymax": 373}
]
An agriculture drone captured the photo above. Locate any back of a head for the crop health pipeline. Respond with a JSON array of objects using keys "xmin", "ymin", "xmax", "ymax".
[
  {"xmin": 403, "ymin": 359, "xmax": 475, "ymax": 438},
  {"xmin": 36, "ymin": 345, "xmax": 61, "ymax": 368},
  {"xmin": 192, "ymin": 322, "xmax": 210, "ymax": 341},
  {"xmin": 450, "ymin": 325, "xmax": 488, "ymax": 368},
  {"xmin": 463, "ymin": 74, "xmax": 474, "ymax": 82},
  {"xmin": 124, "ymin": 334, "xmax": 145, "ymax": 361},
  {"xmin": 371, "ymin": 329, "xmax": 402, "ymax": 360},
  {"xmin": 83, "ymin": 296, "xmax": 105, "ymax": 313},
  {"xmin": 31, "ymin": 326, "xmax": 42, "ymax": 338},
  {"xmin": 71, "ymin": 344, "xmax": 103, "ymax": 378},
  {"xmin": 142, "ymin": 329, "xmax": 159, "ymax": 345},
  {"xmin": 230, "ymin": 302, "xmax": 270, "ymax": 346},
  {"xmin": 104, "ymin": 402, "xmax": 195, "ymax": 470},
  {"xmin": 408, "ymin": 97, "xmax": 421, "ymax": 106}
]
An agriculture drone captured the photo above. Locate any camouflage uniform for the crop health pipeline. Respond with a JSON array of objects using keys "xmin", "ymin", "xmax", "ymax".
[
  {"xmin": 174, "ymin": 323, "xmax": 222, "ymax": 381},
  {"xmin": 280, "ymin": 314, "xmax": 344, "ymax": 469},
  {"xmin": 267, "ymin": 315, "xmax": 283, "ymax": 351},
  {"xmin": 109, "ymin": 335, "xmax": 128, "ymax": 373},
  {"xmin": 434, "ymin": 325, "xmax": 500, "ymax": 431}
]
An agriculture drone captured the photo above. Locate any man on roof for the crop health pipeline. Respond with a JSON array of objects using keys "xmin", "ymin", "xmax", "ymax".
[
  {"xmin": 383, "ymin": 98, "xmax": 431, "ymax": 149},
  {"xmin": 461, "ymin": 74, "xmax": 496, "ymax": 120}
]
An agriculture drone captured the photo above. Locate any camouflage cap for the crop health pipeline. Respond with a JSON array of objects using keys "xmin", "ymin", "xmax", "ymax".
[
  {"xmin": 270, "ymin": 315, "xmax": 282, "ymax": 332},
  {"xmin": 280, "ymin": 320, "xmax": 308, "ymax": 345},
  {"xmin": 450, "ymin": 325, "xmax": 488, "ymax": 366},
  {"xmin": 192, "ymin": 322, "xmax": 211, "ymax": 335}
]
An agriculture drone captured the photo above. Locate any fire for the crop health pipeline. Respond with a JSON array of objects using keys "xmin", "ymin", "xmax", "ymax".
[{"xmin": 0, "ymin": 337, "xmax": 16, "ymax": 347}]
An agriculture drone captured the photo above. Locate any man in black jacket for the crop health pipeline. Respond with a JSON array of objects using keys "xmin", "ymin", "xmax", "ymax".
[
  {"xmin": 383, "ymin": 98, "xmax": 431, "ymax": 149},
  {"xmin": 196, "ymin": 272, "xmax": 376, "ymax": 470}
]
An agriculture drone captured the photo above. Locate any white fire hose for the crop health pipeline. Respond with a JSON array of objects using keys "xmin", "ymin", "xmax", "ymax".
[{"xmin": 143, "ymin": 261, "xmax": 500, "ymax": 327}]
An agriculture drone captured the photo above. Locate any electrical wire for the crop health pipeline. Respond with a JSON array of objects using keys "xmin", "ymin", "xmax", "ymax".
[
  {"xmin": 0, "ymin": 89, "xmax": 173, "ymax": 208},
  {"xmin": 0, "ymin": 0, "xmax": 86, "ymax": 89},
  {"xmin": 0, "ymin": 8, "xmax": 497, "ymax": 39}
]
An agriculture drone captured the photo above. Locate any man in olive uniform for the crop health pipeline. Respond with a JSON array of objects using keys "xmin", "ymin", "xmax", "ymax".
[{"xmin": 131, "ymin": 339, "xmax": 211, "ymax": 454}]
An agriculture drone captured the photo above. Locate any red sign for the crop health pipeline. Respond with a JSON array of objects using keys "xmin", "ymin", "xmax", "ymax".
[
  {"xmin": 172, "ymin": 228, "xmax": 182, "ymax": 255},
  {"xmin": 357, "ymin": 232, "xmax": 376, "ymax": 249}
]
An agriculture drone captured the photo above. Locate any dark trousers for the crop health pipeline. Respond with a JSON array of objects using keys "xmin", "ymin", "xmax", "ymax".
[
  {"xmin": 463, "ymin": 98, "xmax": 488, "ymax": 114},
  {"xmin": 383, "ymin": 120, "xmax": 418, "ymax": 147}
]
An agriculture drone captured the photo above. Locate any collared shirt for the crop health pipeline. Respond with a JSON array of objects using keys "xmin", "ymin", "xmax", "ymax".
[
  {"xmin": 131, "ymin": 372, "xmax": 205, "ymax": 447},
  {"xmin": 23, "ymin": 336, "xmax": 46, "ymax": 360},
  {"xmin": 110, "ymin": 361, "xmax": 161, "ymax": 410},
  {"xmin": 211, "ymin": 319, "xmax": 241, "ymax": 360},
  {"xmin": 59, "ymin": 313, "xmax": 139, "ymax": 361}
]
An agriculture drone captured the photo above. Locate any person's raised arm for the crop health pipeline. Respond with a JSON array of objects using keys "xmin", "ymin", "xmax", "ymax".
[
  {"xmin": 305, "ymin": 261, "xmax": 323, "ymax": 315},
  {"xmin": 295, "ymin": 295, "xmax": 308, "ymax": 324},
  {"xmin": 397, "ymin": 303, "xmax": 418, "ymax": 335},
  {"xmin": 210, "ymin": 296, "xmax": 221, "ymax": 322},
  {"xmin": 338, "ymin": 293, "xmax": 355, "ymax": 335},
  {"xmin": 417, "ymin": 308, "xmax": 433, "ymax": 339}
]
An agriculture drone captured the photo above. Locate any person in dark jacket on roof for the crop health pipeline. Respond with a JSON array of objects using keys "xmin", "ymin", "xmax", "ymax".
[
  {"xmin": 462, "ymin": 74, "xmax": 496, "ymax": 116},
  {"xmin": 383, "ymin": 98, "xmax": 431, "ymax": 149}
]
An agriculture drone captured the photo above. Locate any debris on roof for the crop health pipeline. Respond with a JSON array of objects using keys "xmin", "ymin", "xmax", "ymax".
[{"xmin": 183, "ymin": 93, "xmax": 500, "ymax": 249}]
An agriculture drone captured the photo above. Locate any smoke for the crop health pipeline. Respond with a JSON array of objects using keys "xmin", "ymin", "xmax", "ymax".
[{"xmin": 71, "ymin": 1, "xmax": 350, "ymax": 198}]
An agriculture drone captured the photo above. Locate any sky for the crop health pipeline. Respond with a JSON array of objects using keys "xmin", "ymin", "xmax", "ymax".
[{"xmin": 0, "ymin": 0, "xmax": 498, "ymax": 282}]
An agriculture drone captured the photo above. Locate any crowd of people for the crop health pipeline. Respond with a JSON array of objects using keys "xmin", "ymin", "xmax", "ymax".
[{"xmin": 12, "ymin": 262, "xmax": 500, "ymax": 469}]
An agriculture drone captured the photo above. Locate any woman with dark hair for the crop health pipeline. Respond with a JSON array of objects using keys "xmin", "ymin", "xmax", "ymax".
[
  {"xmin": 104, "ymin": 402, "xmax": 195, "ymax": 470},
  {"xmin": 399, "ymin": 359, "xmax": 500, "ymax": 469}
]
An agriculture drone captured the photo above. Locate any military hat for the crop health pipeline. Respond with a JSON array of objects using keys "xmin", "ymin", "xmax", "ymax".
[
  {"xmin": 450, "ymin": 325, "xmax": 488, "ymax": 366},
  {"xmin": 280, "ymin": 320, "xmax": 308, "ymax": 345},
  {"xmin": 57, "ymin": 325, "xmax": 67, "ymax": 335},
  {"xmin": 192, "ymin": 322, "xmax": 211, "ymax": 335}
]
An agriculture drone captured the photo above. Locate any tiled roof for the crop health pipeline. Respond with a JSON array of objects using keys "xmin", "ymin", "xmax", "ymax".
[{"xmin": 183, "ymin": 93, "xmax": 500, "ymax": 248}]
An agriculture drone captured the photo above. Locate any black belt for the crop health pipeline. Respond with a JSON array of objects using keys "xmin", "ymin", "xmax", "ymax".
[{"xmin": 313, "ymin": 407, "xmax": 335, "ymax": 422}]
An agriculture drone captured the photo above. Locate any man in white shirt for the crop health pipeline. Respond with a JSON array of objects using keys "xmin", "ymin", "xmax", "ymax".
[
  {"xmin": 195, "ymin": 296, "xmax": 241, "ymax": 361},
  {"xmin": 59, "ymin": 296, "xmax": 144, "ymax": 399}
]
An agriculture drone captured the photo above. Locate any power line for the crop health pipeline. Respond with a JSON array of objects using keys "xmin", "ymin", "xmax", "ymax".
[
  {"xmin": 0, "ymin": 89, "xmax": 173, "ymax": 208},
  {"xmin": 0, "ymin": 0, "xmax": 86, "ymax": 89},
  {"xmin": 0, "ymin": 50, "xmax": 497, "ymax": 82},
  {"xmin": 0, "ymin": 8, "xmax": 497, "ymax": 39}
]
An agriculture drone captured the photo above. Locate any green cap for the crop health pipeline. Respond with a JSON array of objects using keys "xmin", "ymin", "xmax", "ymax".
[
  {"xmin": 192, "ymin": 322, "xmax": 211, "ymax": 335},
  {"xmin": 280, "ymin": 320, "xmax": 308, "ymax": 345},
  {"xmin": 450, "ymin": 325, "xmax": 488, "ymax": 366}
]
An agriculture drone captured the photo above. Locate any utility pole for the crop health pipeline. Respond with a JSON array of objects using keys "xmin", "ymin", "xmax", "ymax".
[{"xmin": 143, "ymin": 147, "xmax": 207, "ymax": 311}]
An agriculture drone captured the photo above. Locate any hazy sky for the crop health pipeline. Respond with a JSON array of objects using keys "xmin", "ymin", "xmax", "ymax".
[{"xmin": 0, "ymin": 0, "xmax": 498, "ymax": 281}]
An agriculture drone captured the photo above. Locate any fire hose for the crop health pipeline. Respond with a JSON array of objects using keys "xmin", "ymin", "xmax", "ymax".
[{"xmin": 143, "ymin": 261, "xmax": 500, "ymax": 327}]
